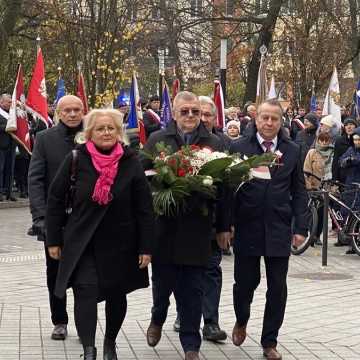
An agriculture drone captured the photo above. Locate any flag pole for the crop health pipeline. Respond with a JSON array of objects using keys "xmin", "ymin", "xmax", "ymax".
[{"xmin": 36, "ymin": 35, "xmax": 41, "ymax": 52}]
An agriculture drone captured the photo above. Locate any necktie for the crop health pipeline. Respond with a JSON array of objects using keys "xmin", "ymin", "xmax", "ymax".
[
  {"xmin": 184, "ymin": 133, "xmax": 192, "ymax": 145},
  {"xmin": 262, "ymin": 141, "xmax": 273, "ymax": 153}
]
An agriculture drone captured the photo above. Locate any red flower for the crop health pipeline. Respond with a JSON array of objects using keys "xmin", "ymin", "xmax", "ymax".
[
  {"xmin": 178, "ymin": 168, "xmax": 186, "ymax": 177},
  {"xmin": 190, "ymin": 145, "xmax": 200, "ymax": 151}
]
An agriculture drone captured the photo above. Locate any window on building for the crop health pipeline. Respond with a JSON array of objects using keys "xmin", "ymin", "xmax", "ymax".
[
  {"xmin": 127, "ymin": 1, "xmax": 138, "ymax": 21},
  {"xmin": 190, "ymin": 0, "xmax": 203, "ymax": 17},
  {"xmin": 226, "ymin": 0, "xmax": 234, "ymax": 15},
  {"xmin": 282, "ymin": 0, "xmax": 295, "ymax": 15},
  {"xmin": 255, "ymin": 0, "xmax": 268, "ymax": 14},
  {"xmin": 152, "ymin": 0, "xmax": 166, "ymax": 19},
  {"xmin": 189, "ymin": 40, "xmax": 202, "ymax": 59}
]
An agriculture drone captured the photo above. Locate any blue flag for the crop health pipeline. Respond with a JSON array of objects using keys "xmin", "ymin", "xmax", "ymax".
[
  {"xmin": 127, "ymin": 74, "xmax": 139, "ymax": 129},
  {"xmin": 54, "ymin": 78, "xmax": 66, "ymax": 105},
  {"xmin": 310, "ymin": 94, "xmax": 317, "ymax": 112},
  {"xmin": 160, "ymin": 82, "xmax": 172, "ymax": 128},
  {"xmin": 355, "ymin": 79, "xmax": 360, "ymax": 119}
]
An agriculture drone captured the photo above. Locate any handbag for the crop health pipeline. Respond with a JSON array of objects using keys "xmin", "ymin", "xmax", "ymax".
[{"xmin": 65, "ymin": 149, "xmax": 78, "ymax": 217}]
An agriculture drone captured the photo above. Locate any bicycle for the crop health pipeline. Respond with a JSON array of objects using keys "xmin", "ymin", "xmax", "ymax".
[{"xmin": 291, "ymin": 172, "xmax": 360, "ymax": 256}]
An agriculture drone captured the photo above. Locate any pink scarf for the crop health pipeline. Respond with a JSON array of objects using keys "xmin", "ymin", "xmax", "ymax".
[{"xmin": 86, "ymin": 141, "xmax": 124, "ymax": 205}]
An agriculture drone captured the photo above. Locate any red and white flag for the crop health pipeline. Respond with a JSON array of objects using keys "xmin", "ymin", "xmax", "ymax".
[
  {"xmin": 172, "ymin": 78, "xmax": 180, "ymax": 99},
  {"xmin": 6, "ymin": 65, "xmax": 31, "ymax": 154},
  {"xmin": 77, "ymin": 71, "xmax": 89, "ymax": 114},
  {"xmin": 213, "ymin": 80, "xmax": 225, "ymax": 130},
  {"xmin": 26, "ymin": 48, "xmax": 49, "ymax": 127}
]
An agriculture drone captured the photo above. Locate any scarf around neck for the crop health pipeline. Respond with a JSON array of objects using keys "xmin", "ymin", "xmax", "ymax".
[
  {"xmin": 86, "ymin": 141, "xmax": 124, "ymax": 205},
  {"xmin": 315, "ymin": 143, "xmax": 334, "ymax": 180}
]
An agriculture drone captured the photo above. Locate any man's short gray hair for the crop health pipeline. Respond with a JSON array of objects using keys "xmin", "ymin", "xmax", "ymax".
[
  {"xmin": 199, "ymin": 96, "xmax": 216, "ymax": 116},
  {"xmin": 173, "ymin": 91, "xmax": 199, "ymax": 109},
  {"xmin": 0, "ymin": 94, "xmax": 11, "ymax": 101}
]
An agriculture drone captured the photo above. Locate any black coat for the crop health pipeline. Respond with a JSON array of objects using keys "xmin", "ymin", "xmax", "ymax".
[
  {"xmin": 28, "ymin": 121, "xmax": 82, "ymax": 225},
  {"xmin": 230, "ymin": 128, "xmax": 308, "ymax": 257},
  {"xmin": 142, "ymin": 120, "xmax": 231, "ymax": 266},
  {"xmin": 332, "ymin": 134, "xmax": 352, "ymax": 182},
  {"xmin": 0, "ymin": 112, "xmax": 13, "ymax": 150},
  {"xmin": 46, "ymin": 144, "xmax": 155, "ymax": 299},
  {"xmin": 295, "ymin": 129, "xmax": 317, "ymax": 165},
  {"xmin": 143, "ymin": 110, "xmax": 161, "ymax": 138}
]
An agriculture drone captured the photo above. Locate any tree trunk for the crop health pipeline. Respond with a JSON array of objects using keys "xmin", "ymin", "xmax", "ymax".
[
  {"xmin": 243, "ymin": 0, "xmax": 284, "ymax": 105},
  {"xmin": 349, "ymin": 0, "xmax": 360, "ymax": 79},
  {"xmin": 0, "ymin": 0, "xmax": 23, "ymax": 55}
]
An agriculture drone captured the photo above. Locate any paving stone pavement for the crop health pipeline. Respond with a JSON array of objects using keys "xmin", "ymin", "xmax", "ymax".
[{"xmin": 0, "ymin": 207, "xmax": 360, "ymax": 359}]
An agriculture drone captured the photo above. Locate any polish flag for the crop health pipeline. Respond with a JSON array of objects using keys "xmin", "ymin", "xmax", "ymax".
[
  {"xmin": 76, "ymin": 71, "xmax": 89, "ymax": 114},
  {"xmin": 26, "ymin": 48, "xmax": 49, "ymax": 127},
  {"xmin": 213, "ymin": 80, "xmax": 225, "ymax": 130},
  {"xmin": 6, "ymin": 65, "xmax": 31, "ymax": 154}
]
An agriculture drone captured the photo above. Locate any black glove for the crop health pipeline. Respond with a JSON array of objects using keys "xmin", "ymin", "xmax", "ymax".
[{"xmin": 32, "ymin": 217, "xmax": 45, "ymax": 236}]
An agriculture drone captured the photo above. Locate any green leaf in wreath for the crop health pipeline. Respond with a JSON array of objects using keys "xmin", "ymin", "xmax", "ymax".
[{"xmin": 198, "ymin": 157, "xmax": 233, "ymax": 178}]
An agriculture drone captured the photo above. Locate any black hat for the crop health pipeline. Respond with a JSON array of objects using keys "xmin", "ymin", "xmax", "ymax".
[
  {"xmin": 304, "ymin": 112, "xmax": 319, "ymax": 128},
  {"xmin": 150, "ymin": 95, "xmax": 160, "ymax": 102},
  {"xmin": 343, "ymin": 117, "xmax": 357, "ymax": 127}
]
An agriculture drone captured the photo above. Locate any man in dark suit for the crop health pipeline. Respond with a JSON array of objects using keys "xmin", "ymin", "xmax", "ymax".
[
  {"xmin": 0, "ymin": 93, "xmax": 16, "ymax": 201},
  {"xmin": 230, "ymin": 99, "xmax": 308, "ymax": 360},
  {"xmin": 143, "ymin": 91, "xmax": 231, "ymax": 360},
  {"xmin": 28, "ymin": 95, "xmax": 84, "ymax": 340}
]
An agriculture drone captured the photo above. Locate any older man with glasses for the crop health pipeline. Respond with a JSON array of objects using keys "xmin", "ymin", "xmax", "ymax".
[{"xmin": 142, "ymin": 91, "xmax": 231, "ymax": 360}]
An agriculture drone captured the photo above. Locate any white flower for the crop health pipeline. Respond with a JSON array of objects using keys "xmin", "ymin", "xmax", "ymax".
[
  {"xmin": 202, "ymin": 176, "xmax": 213, "ymax": 186},
  {"xmin": 275, "ymin": 150, "xmax": 283, "ymax": 159}
]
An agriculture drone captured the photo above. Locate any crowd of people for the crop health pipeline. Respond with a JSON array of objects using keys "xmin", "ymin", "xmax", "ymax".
[{"xmin": 0, "ymin": 89, "xmax": 359, "ymax": 360}]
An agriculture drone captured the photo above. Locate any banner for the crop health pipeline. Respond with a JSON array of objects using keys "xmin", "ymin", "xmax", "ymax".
[
  {"xmin": 6, "ymin": 65, "xmax": 31, "ymax": 154},
  {"xmin": 128, "ymin": 73, "xmax": 146, "ymax": 145},
  {"xmin": 213, "ymin": 80, "xmax": 225, "ymax": 129},
  {"xmin": 160, "ymin": 81, "xmax": 172, "ymax": 128},
  {"xmin": 26, "ymin": 48, "xmax": 49, "ymax": 127},
  {"xmin": 76, "ymin": 71, "xmax": 89, "ymax": 114},
  {"xmin": 322, "ymin": 67, "xmax": 342, "ymax": 130}
]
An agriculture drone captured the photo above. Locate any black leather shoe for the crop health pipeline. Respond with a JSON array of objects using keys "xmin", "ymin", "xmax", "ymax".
[
  {"xmin": 103, "ymin": 337, "xmax": 117, "ymax": 360},
  {"xmin": 334, "ymin": 241, "xmax": 345, "ymax": 247},
  {"xmin": 346, "ymin": 248, "xmax": 356, "ymax": 254},
  {"xmin": 202, "ymin": 323, "xmax": 227, "ymax": 342},
  {"xmin": 6, "ymin": 195, "xmax": 17, "ymax": 202},
  {"xmin": 83, "ymin": 346, "xmax": 97, "ymax": 360},
  {"xmin": 173, "ymin": 316, "xmax": 180, "ymax": 332},
  {"xmin": 51, "ymin": 324, "xmax": 67, "ymax": 340}
]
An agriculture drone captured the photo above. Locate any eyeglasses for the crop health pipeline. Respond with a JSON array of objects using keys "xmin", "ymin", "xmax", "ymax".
[
  {"xmin": 176, "ymin": 108, "xmax": 200, "ymax": 117},
  {"xmin": 94, "ymin": 126, "xmax": 117, "ymax": 134}
]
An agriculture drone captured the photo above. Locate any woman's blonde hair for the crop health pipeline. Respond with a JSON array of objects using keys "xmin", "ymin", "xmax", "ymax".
[{"xmin": 82, "ymin": 109, "xmax": 125, "ymax": 142}]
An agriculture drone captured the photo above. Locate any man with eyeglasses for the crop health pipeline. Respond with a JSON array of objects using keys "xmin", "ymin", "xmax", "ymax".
[
  {"xmin": 28, "ymin": 95, "xmax": 84, "ymax": 341},
  {"xmin": 142, "ymin": 91, "xmax": 231, "ymax": 360}
]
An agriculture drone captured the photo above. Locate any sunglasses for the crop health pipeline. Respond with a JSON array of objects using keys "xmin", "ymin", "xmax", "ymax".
[{"xmin": 177, "ymin": 108, "xmax": 200, "ymax": 117}]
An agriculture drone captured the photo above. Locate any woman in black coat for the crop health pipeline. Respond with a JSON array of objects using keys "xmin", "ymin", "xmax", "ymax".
[{"xmin": 46, "ymin": 109, "xmax": 155, "ymax": 360}]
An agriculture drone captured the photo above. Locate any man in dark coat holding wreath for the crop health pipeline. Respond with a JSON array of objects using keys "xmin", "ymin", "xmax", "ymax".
[
  {"xmin": 230, "ymin": 99, "xmax": 308, "ymax": 360},
  {"xmin": 142, "ymin": 91, "xmax": 231, "ymax": 360}
]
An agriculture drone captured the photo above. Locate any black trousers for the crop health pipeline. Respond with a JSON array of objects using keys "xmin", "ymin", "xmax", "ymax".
[
  {"xmin": 0, "ymin": 145, "xmax": 15, "ymax": 196},
  {"xmin": 72, "ymin": 251, "xmax": 127, "ymax": 347},
  {"xmin": 45, "ymin": 246, "xmax": 68, "ymax": 325},
  {"xmin": 151, "ymin": 263, "xmax": 205, "ymax": 353},
  {"xmin": 202, "ymin": 247, "xmax": 222, "ymax": 324},
  {"xmin": 233, "ymin": 255, "xmax": 289, "ymax": 348}
]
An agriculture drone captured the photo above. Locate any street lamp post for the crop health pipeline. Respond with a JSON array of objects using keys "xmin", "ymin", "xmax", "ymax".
[
  {"xmin": 158, "ymin": 48, "xmax": 165, "ymax": 104},
  {"xmin": 220, "ymin": 39, "xmax": 227, "ymax": 106}
]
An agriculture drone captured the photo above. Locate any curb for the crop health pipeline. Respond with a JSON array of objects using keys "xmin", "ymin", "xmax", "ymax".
[{"xmin": 0, "ymin": 199, "xmax": 29, "ymax": 209}]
